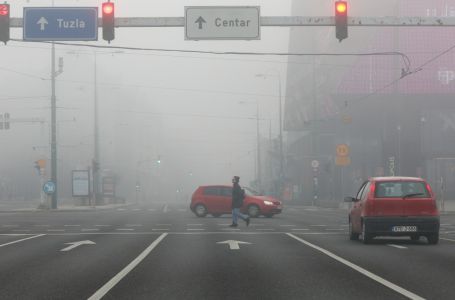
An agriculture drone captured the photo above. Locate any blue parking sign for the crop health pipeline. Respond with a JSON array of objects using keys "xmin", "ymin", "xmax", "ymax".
[{"xmin": 43, "ymin": 181, "xmax": 56, "ymax": 195}]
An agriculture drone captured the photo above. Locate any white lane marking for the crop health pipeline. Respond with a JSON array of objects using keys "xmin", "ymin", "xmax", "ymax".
[
  {"xmin": 47, "ymin": 229, "xmax": 65, "ymax": 232},
  {"xmin": 116, "ymin": 228, "xmax": 134, "ymax": 231},
  {"xmin": 310, "ymin": 225, "xmax": 327, "ymax": 227},
  {"xmin": 2, "ymin": 225, "xmax": 19, "ymax": 228},
  {"xmin": 82, "ymin": 229, "xmax": 100, "ymax": 232},
  {"xmin": 441, "ymin": 224, "xmax": 451, "ymax": 226},
  {"xmin": 12, "ymin": 230, "xmax": 30, "ymax": 233},
  {"xmin": 287, "ymin": 233, "xmax": 424, "ymax": 300},
  {"xmin": 88, "ymin": 233, "xmax": 168, "ymax": 300},
  {"xmin": 132, "ymin": 209, "xmax": 141, "ymax": 211},
  {"xmin": 0, "ymin": 234, "xmax": 45, "ymax": 248},
  {"xmin": 292, "ymin": 228, "xmax": 310, "ymax": 231},
  {"xmin": 152, "ymin": 229, "xmax": 169, "ymax": 231},
  {"xmin": 250, "ymin": 224, "xmax": 265, "ymax": 227},
  {"xmin": 187, "ymin": 224, "xmax": 203, "ymax": 226},
  {"xmin": 387, "ymin": 244, "xmax": 408, "ymax": 249},
  {"xmin": 187, "ymin": 229, "xmax": 205, "ymax": 231},
  {"xmin": 95, "ymin": 225, "xmax": 110, "ymax": 227},
  {"xmin": 117, "ymin": 209, "xmax": 125, "ymax": 211},
  {"xmin": 280, "ymin": 225, "xmax": 297, "ymax": 227},
  {"xmin": 34, "ymin": 225, "xmax": 50, "ymax": 227},
  {"xmin": 256, "ymin": 229, "xmax": 275, "ymax": 231},
  {"xmin": 217, "ymin": 240, "xmax": 251, "ymax": 250},
  {"xmin": 326, "ymin": 229, "xmax": 346, "ymax": 231},
  {"xmin": 126, "ymin": 224, "xmax": 143, "ymax": 227},
  {"xmin": 156, "ymin": 224, "xmax": 172, "ymax": 226},
  {"xmin": 222, "ymin": 228, "xmax": 240, "ymax": 231},
  {"xmin": 64, "ymin": 225, "xmax": 81, "ymax": 227},
  {"xmin": 441, "ymin": 237, "xmax": 455, "ymax": 242},
  {"xmin": 218, "ymin": 224, "xmax": 231, "ymax": 226},
  {"xmin": 61, "ymin": 240, "xmax": 96, "ymax": 252}
]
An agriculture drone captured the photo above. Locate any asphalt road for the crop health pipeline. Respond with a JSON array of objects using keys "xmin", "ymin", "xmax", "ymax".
[{"xmin": 0, "ymin": 202, "xmax": 455, "ymax": 299}]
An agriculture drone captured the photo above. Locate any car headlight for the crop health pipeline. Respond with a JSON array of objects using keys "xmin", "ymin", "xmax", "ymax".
[{"xmin": 263, "ymin": 200, "xmax": 274, "ymax": 206}]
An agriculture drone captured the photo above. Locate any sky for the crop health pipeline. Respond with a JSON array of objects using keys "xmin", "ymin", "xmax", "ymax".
[{"xmin": 1, "ymin": 0, "xmax": 292, "ymax": 202}]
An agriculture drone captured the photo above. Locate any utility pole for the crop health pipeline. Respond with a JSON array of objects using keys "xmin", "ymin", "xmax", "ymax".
[
  {"xmin": 93, "ymin": 52, "xmax": 100, "ymax": 205},
  {"xmin": 50, "ymin": 41, "xmax": 57, "ymax": 209},
  {"xmin": 256, "ymin": 103, "xmax": 261, "ymax": 192}
]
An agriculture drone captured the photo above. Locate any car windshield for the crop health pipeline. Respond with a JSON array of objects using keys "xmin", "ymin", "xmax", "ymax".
[{"xmin": 375, "ymin": 181, "xmax": 430, "ymax": 198}]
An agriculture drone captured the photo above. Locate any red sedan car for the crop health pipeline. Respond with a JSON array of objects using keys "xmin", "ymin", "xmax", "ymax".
[{"xmin": 190, "ymin": 185, "xmax": 282, "ymax": 218}]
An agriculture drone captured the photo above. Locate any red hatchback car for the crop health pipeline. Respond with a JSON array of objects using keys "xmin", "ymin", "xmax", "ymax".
[
  {"xmin": 345, "ymin": 177, "xmax": 440, "ymax": 244},
  {"xmin": 190, "ymin": 185, "xmax": 282, "ymax": 218}
]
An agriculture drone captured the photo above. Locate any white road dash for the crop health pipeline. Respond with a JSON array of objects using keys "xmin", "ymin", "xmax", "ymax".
[
  {"xmin": 310, "ymin": 225, "xmax": 328, "ymax": 227},
  {"xmin": 287, "ymin": 233, "xmax": 424, "ymax": 300},
  {"xmin": 217, "ymin": 224, "xmax": 231, "ymax": 226},
  {"xmin": 0, "ymin": 234, "xmax": 45, "ymax": 248},
  {"xmin": 64, "ymin": 225, "xmax": 81, "ymax": 227},
  {"xmin": 82, "ymin": 229, "xmax": 100, "ymax": 232},
  {"xmin": 387, "ymin": 244, "xmax": 408, "ymax": 249},
  {"xmin": 117, "ymin": 208, "xmax": 125, "ymax": 211},
  {"xmin": 34, "ymin": 225, "xmax": 50, "ymax": 227},
  {"xmin": 222, "ymin": 228, "xmax": 240, "ymax": 231},
  {"xmin": 88, "ymin": 233, "xmax": 168, "ymax": 300},
  {"xmin": 47, "ymin": 229, "xmax": 65, "ymax": 232},
  {"xmin": 156, "ymin": 224, "xmax": 172, "ymax": 226},
  {"xmin": 280, "ymin": 225, "xmax": 297, "ymax": 227},
  {"xmin": 187, "ymin": 224, "xmax": 203, "ymax": 226},
  {"xmin": 126, "ymin": 224, "xmax": 143, "ymax": 227},
  {"xmin": 441, "ymin": 237, "xmax": 455, "ymax": 242},
  {"xmin": 132, "ymin": 209, "xmax": 141, "ymax": 211},
  {"xmin": 256, "ymin": 229, "xmax": 275, "ymax": 231},
  {"xmin": 12, "ymin": 230, "xmax": 30, "ymax": 232},
  {"xmin": 95, "ymin": 225, "xmax": 110, "ymax": 227},
  {"xmin": 152, "ymin": 229, "xmax": 169, "ymax": 231},
  {"xmin": 2, "ymin": 225, "xmax": 19, "ymax": 228},
  {"xmin": 326, "ymin": 229, "xmax": 346, "ymax": 231},
  {"xmin": 187, "ymin": 229, "xmax": 205, "ymax": 231},
  {"xmin": 116, "ymin": 228, "xmax": 134, "ymax": 231},
  {"xmin": 292, "ymin": 228, "xmax": 310, "ymax": 231},
  {"xmin": 250, "ymin": 224, "xmax": 265, "ymax": 227}
]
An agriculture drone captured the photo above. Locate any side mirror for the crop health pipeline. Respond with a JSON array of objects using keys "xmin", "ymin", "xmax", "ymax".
[{"xmin": 344, "ymin": 196, "xmax": 356, "ymax": 203}]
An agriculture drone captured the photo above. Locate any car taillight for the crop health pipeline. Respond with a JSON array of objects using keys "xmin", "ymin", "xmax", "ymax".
[
  {"xmin": 426, "ymin": 183, "xmax": 434, "ymax": 197},
  {"xmin": 369, "ymin": 182, "xmax": 376, "ymax": 198}
]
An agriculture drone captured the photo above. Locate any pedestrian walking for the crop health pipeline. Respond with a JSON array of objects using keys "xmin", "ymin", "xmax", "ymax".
[{"xmin": 230, "ymin": 176, "xmax": 250, "ymax": 227}]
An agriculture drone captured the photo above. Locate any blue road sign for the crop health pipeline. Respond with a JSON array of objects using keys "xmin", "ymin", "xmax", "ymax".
[
  {"xmin": 43, "ymin": 181, "xmax": 56, "ymax": 195},
  {"xmin": 23, "ymin": 7, "xmax": 98, "ymax": 41}
]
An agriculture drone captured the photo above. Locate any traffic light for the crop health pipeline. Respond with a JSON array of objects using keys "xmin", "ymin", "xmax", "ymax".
[
  {"xmin": 335, "ymin": 1, "xmax": 348, "ymax": 42},
  {"xmin": 4, "ymin": 113, "xmax": 9, "ymax": 130},
  {"xmin": 0, "ymin": 3, "xmax": 10, "ymax": 44},
  {"xmin": 102, "ymin": 1, "xmax": 115, "ymax": 42}
]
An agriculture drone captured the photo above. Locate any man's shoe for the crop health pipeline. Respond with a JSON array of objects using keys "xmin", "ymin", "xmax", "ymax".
[
  {"xmin": 229, "ymin": 223, "xmax": 238, "ymax": 227},
  {"xmin": 246, "ymin": 217, "xmax": 250, "ymax": 226}
]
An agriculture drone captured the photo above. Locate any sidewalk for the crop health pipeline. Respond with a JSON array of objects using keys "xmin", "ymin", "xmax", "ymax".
[{"xmin": 0, "ymin": 200, "xmax": 133, "ymax": 213}]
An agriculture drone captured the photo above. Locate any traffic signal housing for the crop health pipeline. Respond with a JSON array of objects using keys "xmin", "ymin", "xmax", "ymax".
[
  {"xmin": 102, "ymin": 1, "xmax": 115, "ymax": 42},
  {"xmin": 335, "ymin": 1, "xmax": 348, "ymax": 42},
  {"xmin": 0, "ymin": 3, "xmax": 10, "ymax": 44}
]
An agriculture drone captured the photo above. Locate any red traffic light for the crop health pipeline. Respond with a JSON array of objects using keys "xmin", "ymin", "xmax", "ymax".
[
  {"xmin": 336, "ymin": 1, "xmax": 347, "ymax": 14},
  {"xmin": 102, "ymin": 2, "xmax": 114, "ymax": 15},
  {"xmin": 0, "ymin": 4, "xmax": 9, "ymax": 16}
]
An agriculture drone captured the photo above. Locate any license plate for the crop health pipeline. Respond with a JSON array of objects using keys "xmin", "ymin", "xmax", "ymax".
[{"xmin": 392, "ymin": 226, "xmax": 417, "ymax": 232}]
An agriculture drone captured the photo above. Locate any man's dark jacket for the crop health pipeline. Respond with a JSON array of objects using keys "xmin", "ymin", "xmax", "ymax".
[{"xmin": 232, "ymin": 183, "xmax": 244, "ymax": 209}]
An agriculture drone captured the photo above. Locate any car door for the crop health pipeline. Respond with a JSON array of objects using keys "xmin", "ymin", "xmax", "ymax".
[
  {"xmin": 351, "ymin": 181, "xmax": 368, "ymax": 232},
  {"xmin": 219, "ymin": 187, "xmax": 233, "ymax": 213}
]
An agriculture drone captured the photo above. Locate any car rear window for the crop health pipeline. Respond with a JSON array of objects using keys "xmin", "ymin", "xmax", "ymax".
[
  {"xmin": 203, "ymin": 187, "xmax": 219, "ymax": 196},
  {"xmin": 375, "ymin": 181, "xmax": 430, "ymax": 198}
]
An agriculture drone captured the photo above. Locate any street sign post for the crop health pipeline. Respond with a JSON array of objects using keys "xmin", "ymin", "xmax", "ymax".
[
  {"xmin": 185, "ymin": 6, "xmax": 260, "ymax": 40},
  {"xmin": 23, "ymin": 7, "xmax": 98, "ymax": 41}
]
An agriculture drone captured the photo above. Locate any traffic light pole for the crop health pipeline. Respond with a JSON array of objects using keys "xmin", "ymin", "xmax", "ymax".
[{"xmin": 9, "ymin": 16, "xmax": 455, "ymax": 28}]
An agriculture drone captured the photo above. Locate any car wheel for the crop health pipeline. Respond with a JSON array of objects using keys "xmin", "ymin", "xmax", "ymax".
[
  {"xmin": 247, "ymin": 205, "xmax": 260, "ymax": 218},
  {"xmin": 427, "ymin": 233, "xmax": 439, "ymax": 245},
  {"xmin": 212, "ymin": 213, "xmax": 222, "ymax": 218},
  {"xmin": 361, "ymin": 221, "xmax": 371, "ymax": 244},
  {"xmin": 349, "ymin": 219, "xmax": 359, "ymax": 241},
  {"xmin": 264, "ymin": 214, "xmax": 273, "ymax": 218},
  {"xmin": 410, "ymin": 235, "xmax": 420, "ymax": 242},
  {"xmin": 194, "ymin": 204, "xmax": 207, "ymax": 217}
]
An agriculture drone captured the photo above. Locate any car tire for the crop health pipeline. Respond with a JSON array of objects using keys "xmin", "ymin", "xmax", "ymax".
[
  {"xmin": 212, "ymin": 213, "xmax": 222, "ymax": 218},
  {"xmin": 349, "ymin": 219, "xmax": 359, "ymax": 241},
  {"xmin": 410, "ymin": 235, "xmax": 420, "ymax": 242},
  {"xmin": 427, "ymin": 233, "xmax": 439, "ymax": 245},
  {"xmin": 247, "ymin": 205, "xmax": 260, "ymax": 218},
  {"xmin": 361, "ymin": 221, "xmax": 371, "ymax": 244},
  {"xmin": 194, "ymin": 204, "xmax": 208, "ymax": 217}
]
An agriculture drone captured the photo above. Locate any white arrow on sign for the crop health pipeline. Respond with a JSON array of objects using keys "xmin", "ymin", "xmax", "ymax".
[
  {"xmin": 217, "ymin": 240, "xmax": 251, "ymax": 250},
  {"xmin": 60, "ymin": 240, "xmax": 96, "ymax": 252},
  {"xmin": 37, "ymin": 17, "xmax": 49, "ymax": 31}
]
